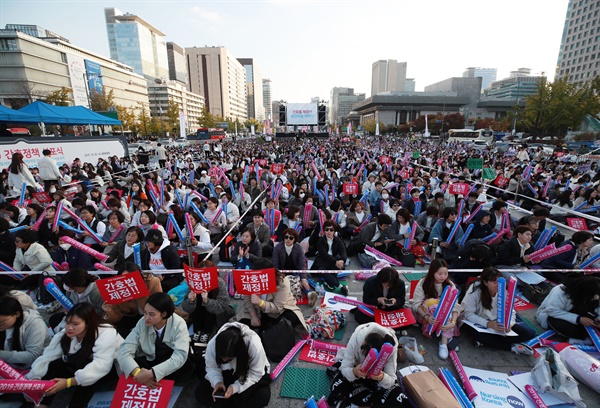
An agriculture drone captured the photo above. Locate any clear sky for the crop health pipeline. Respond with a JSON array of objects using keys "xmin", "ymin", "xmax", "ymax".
[{"xmin": 1, "ymin": 0, "xmax": 569, "ymax": 102}]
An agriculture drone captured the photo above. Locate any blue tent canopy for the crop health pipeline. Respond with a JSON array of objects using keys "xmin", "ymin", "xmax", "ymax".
[
  {"xmin": 0, "ymin": 105, "xmax": 42, "ymax": 123},
  {"xmin": 18, "ymin": 101, "xmax": 121, "ymax": 125}
]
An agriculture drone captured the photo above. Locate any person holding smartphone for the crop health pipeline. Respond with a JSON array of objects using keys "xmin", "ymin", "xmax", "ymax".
[
  {"xmin": 195, "ymin": 322, "xmax": 271, "ymax": 408},
  {"xmin": 353, "ymin": 267, "xmax": 406, "ymax": 325}
]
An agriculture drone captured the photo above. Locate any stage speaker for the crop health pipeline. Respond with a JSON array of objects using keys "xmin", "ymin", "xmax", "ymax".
[
  {"xmin": 318, "ymin": 104, "xmax": 326, "ymax": 127},
  {"xmin": 279, "ymin": 104, "xmax": 286, "ymax": 125}
]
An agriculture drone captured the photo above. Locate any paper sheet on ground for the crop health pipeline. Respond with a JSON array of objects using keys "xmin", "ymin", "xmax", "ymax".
[
  {"xmin": 509, "ymin": 372, "xmax": 575, "ymax": 407},
  {"xmin": 515, "ymin": 271, "xmax": 546, "ymax": 285},
  {"xmin": 463, "ymin": 366, "xmax": 536, "ymax": 408},
  {"xmin": 321, "ymin": 291, "xmax": 357, "ymax": 312},
  {"xmin": 87, "ymin": 385, "xmax": 183, "ymax": 408},
  {"xmin": 462, "ymin": 320, "xmax": 518, "ymax": 336}
]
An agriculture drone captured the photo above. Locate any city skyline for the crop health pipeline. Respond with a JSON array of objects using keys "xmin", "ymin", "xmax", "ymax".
[{"xmin": 1, "ymin": 0, "xmax": 568, "ymax": 103}]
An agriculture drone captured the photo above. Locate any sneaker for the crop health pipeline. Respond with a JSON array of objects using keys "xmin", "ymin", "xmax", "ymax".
[
  {"xmin": 308, "ymin": 291, "xmax": 318, "ymax": 307},
  {"xmin": 511, "ymin": 343, "xmax": 534, "ymax": 356},
  {"xmin": 340, "ymin": 285, "xmax": 349, "ymax": 297},
  {"xmin": 568, "ymin": 337, "xmax": 593, "ymax": 346},
  {"xmin": 438, "ymin": 343, "xmax": 449, "ymax": 359}
]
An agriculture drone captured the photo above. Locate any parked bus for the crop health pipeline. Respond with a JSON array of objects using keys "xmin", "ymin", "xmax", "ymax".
[
  {"xmin": 196, "ymin": 128, "xmax": 226, "ymax": 140},
  {"xmin": 447, "ymin": 129, "xmax": 494, "ymax": 144}
]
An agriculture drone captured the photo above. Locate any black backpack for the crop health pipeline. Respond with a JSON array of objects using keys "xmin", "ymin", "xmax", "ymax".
[{"xmin": 36, "ymin": 273, "xmax": 64, "ymax": 305}]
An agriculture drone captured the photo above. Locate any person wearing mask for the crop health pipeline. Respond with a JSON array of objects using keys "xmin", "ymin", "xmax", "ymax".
[
  {"xmin": 27, "ymin": 303, "xmax": 121, "ymax": 408},
  {"xmin": 354, "ymin": 267, "xmax": 406, "ymax": 325},
  {"xmin": 312, "ymin": 220, "xmax": 349, "ymax": 296},
  {"xmin": 52, "ymin": 230, "xmax": 94, "ymax": 271},
  {"xmin": 38, "ymin": 149, "xmax": 63, "ymax": 192},
  {"xmin": 142, "ymin": 229, "xmax": 182, "ymax": 293},
  {"xmin": 195, "ymin": 322, "xmax": 271, "ymax": 408}
]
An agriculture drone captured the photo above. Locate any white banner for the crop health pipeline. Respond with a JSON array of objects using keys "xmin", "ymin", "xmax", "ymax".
[
  {"xmin": 286, "ymin": 103, "xmax": 318, "ymax": 125},
  {"xmin": 0, "ymin": 137, "xmax": 127, "ymax": 169},
  {"xmin": 179, "ymin": 113, "xmax": 186, "ymax": 137},
  {"xmin": 66, "ymin": 54, "xmax": 89, "ymax": 108}
]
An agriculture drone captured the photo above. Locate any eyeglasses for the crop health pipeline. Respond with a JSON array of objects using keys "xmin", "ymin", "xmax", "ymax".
[
  {"xmin": 284, "ymin": 235, "xmax": 295, "ymax": 240},
  {"xmin": 324, "ymin": 227, "xmax": 335, "ymax": 232}
]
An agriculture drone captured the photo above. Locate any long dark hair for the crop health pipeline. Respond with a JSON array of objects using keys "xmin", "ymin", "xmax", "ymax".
[
  {"xmin": 562, "ymin": 274, "xmax": 600, "ymax": 315},
  {"xmin": 9, "ymin": 152, "xmax": 24, "ymax": 175},
  {"xmin": 476, "ymin": 267, "xmax": 501, "ymax": 310},
  {"xmin": 376, "ymin": 267, "xmax": 399, "ymax": 291},
  {"xmin": 422, "ymin": 258, "xmax": 451, "ymax": 299},
  {"xmin": 215, "ymin": 326, "xmax": 250, "ymax": 382},
  {"xmin": 361, "ymin": 331, "xmax": 396, "ymax": 356},
  {"xmin": 0, "ymin": 296, "xmax": 24, "ymax": 351},
  {"xmin": 62, "ymin": 267, "xmax": 97, "ymax": 289},
  {"xmin": 60, "ymin": 302, "xmax": 101, "ymax": 357}
]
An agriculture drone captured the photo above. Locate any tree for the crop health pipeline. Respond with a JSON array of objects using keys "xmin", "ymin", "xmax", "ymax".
[
  {"xmin": 444, "ymin": 113, "xmax": 466, "ymax": 131},
  {"xmin": 43, "ymin": 87, "xmax": 72, "ymax": 106},
  {"xmin": 245, "ymin": 118, "xmax": 262, "ymax": 132},
  {"xmin": 137, "ymin": 104, "xmax": 151, "ymax": 137},
  {"xmin": 362, "ymin": 118, "xmax": 376, "ymax": 134},
  {"xmin": 89, "ymin": 86, "xmax": 116, "ymax": 111},
  {"xmin": 164, "ymin": 100, "xmax": 181, "ymax": 136},
  {"xmin": 198, "ymin": 106, "xmax": 216, "ymax": 128},
  {"xmin": 113, "ymin": 105, "xmax": 136, "ymax": 133}
]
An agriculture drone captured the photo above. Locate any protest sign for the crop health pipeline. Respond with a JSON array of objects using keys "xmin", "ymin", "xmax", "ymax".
[
  {"xmin": 233, "ymin": 268, "xmax": 277, "ymax": 295},
  {"xmin": 96, "ymin": 272, "xmax": 149, "ymax": 305},
  {"xmin": 184, "ymin": 264, "xmax": 219, "ymax": 293}
]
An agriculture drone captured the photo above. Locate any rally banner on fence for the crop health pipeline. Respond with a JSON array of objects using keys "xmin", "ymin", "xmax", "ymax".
[
  {"xmin": 184, "ymin": 264, "xmax": 219, "ymax": 293},
  {"xmin": 233, "ymin": 268, "xmax": 277, "ymax": 295},
  {"xmin": 374, "ymin": 308, "xmax": 416, "ymax": 329},
  {"xmin": 110, "ymin": 375, "xmax": 174, "ymax": 408},
  {"xmin": 96, "ymin": 272, "xmax": 149, "ymax": 305},
  {"xmin": 449, "ymin": 183, "xmax": 470, "ymax": 195}
]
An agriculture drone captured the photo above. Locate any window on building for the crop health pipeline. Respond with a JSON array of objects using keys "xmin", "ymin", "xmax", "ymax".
[
  {"xmin": 60, "ymin": 52, "xmax": 67, "ymax": 63},
  {"xmin": 0, "ymin": 38, "xmax": 17, "ymax": 50}
]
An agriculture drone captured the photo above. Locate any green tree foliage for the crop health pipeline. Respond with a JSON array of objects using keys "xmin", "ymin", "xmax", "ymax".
[
  {"xmin": 164, "ymin": 100, "xmax": 181, "ymax": 135},
  {"xmin": 245, "ymin": 118, "xmax": 262, "ymax": 132},
  {"xmin": 362, "ymin": 118, "xmax": 376, "ymax": 134},
  {"xmin": 198, "ymin": 107, "xmax": 216, "ymax": 128},
  {"xmin": 137, "ymin": 104, "xmax": 151, "ymax": 137},
  {"xmin": 89, "ymin": 87, "xmax": 116, "ymax": 111},
  {"xmin": 113, "ymin": 105, "xmax": 136, "ymax": 132},
  {"xmin": 43, "ymin": 87, "xmax": 72, "ymax": 106}
]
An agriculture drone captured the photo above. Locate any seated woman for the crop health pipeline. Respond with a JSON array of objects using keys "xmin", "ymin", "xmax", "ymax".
[
  {"xmin": 118, "ymin": 292, "xmax": 191, "ymax": 386},
  {"xmin": 13, "ymin": 229, "xmax": 53, "ymax": 272},
  {"xmin": 195, "ymin": 322, "xmax": 271, "ymax": 408},
  {"xmin": 460, "ymin": 267, "xmax": 535, "ymax": 354},
  {"xmin": 27, "ymin": 303, "xmax": 120, "ymax": 408},
  {"xmin": 387, "ymin": 208, "xmax": 425, "ymax": 264},
  {"xmin": 344, "ymin": 200, "xmax": 370, "ymax": 238},
  {"xmin": 428, "ymin": 207, "xmax": 464, "ymax": 264},
  {"xmin": 469, "ymin": 210, "xmax": 493, "ymax": 240},
  {"xmin": 311, "ymin": 220, "xmax": 348, "ymax": 296},
  {"xmin": 354, "ymin": 267, "xmax": 406, "ymax": 325},
  {"xmin": 105, "ymin": 226, "xmax": 149, "ymax": 271},
  {"xmin": 182, "ymin": 212, "xmax": 213, "ymax": 261},
  {"xmin": 52, "ymin": 230, "xmax": 93, "ymax": 271},
  {"xmin": 537, "ymin": 230, "xmax": 594, "ymax": 283},
  {"xmin": 237, "ymin": 258, "xmax": 308, "ymax": 338},
  {"xmin": 102, "ymin": 262, "xmax": 162, "ymax": 338},
  {"xmin": 272, "ymin": 228, "xmax": 316, "ymax": 306},
  {"xmin": 327, "ymin": 322, "xmax": 407, "ymax": 408},
  {"xmin": 100, "ymin": 210, "xmax": 127, "ymax": 247},
  {"xmin": 409, "ymin": 259, "xmax": 461, "ymax": 360},
  {"xmin": 276, "ymin": 205, "xmax": 304, "ymax": 242},
  {"xmin": 494, "ymin": 225, "xmax": 536, "ymax": 274},
  {"xmin": 180, "ymin": 260, "xmax": 235, "ymax": 346},
  {"xmin": 536, "ymin": 274, "xmax": 600, "ymax": 342},
  {"xmin": 230, "ymin": 227, "xmax": 262, "ymax": 269}
]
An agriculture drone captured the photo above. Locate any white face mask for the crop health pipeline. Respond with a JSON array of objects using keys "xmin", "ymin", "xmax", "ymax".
[
  {"xmin": 299, "ymin": 193, "xmax": 305, "ymax": 198},
  {"xmin": 59, "ymin": 243, "xmax": 71, "ymax": 251},
  {"xmin": 50, "ymin": 188, "xmax": 56, "ymax": 194},
  {"xmin": 382, "ymin": 194, "xmax": 389, "ymax": 199}
]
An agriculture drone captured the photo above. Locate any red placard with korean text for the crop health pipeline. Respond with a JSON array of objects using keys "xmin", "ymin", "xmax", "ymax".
[
  {"xmin": 257, "ymin": 159, "xmax": 268, "ymax": 167},
  {"xmin": 342, "ymin": 183, "xmax": 359, "ymax": 195},
  {"xmin": 380, "ymin": 156, "xmax": 391, "ymax": 164},
  {"xmin": 110, "ymin": 375, "xmax": 173, "ymax": 408},
  {"xmin": 184, "ymin": 264, "xmax": 219, "ymax": 293},
  {"xmin": 555, "ymin": 151, "xmax": 565, "ymax": 158},
  {"xmin": 514, "ymin": 296, "xmax": 535, "ymax": 312},
  {"xmin": 33, "ymin": 192, "xmax": 52, "ymax": 205},
  {"xmin": 233, "ymin": 268, "xmax": 277, "ymax": 295},
  {"xmin": 271, "ymin": 163, "xmax": 284, "ymax": 174},
  {"xmin": 495, "ymin": 176, "xmax": 510, "ymax": 188},
  {"xmin": 299, "ymin": 343, "xmax": 338, "ymax": 366},
  {"xmin": 96, "ymin": 272, "xmax": 150, "ymax": 305},
  {"xmin": 449, "ymin": 183, "xmax": 470, "ymax": 195},
  {"xmin": 567, "ymin": 218, "xmax": 588, "ymax": 231},
  {"xmin": 11, "ymin": 199, "xmax": 32, "ymax": 208},
  {"xmin": 374, "ymin": 308, "xmax": 416, "ymax": 329}
]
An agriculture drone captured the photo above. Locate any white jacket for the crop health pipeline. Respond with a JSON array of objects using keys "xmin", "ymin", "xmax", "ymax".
[
  {"xmin": 8, "ymin": 166, "xmax": 41, "ymax": 193},
  {"xmin": 28, "ymin": 325, "xmax": 122, "ymax": 386},
  {"xmin": 37, "ymin": 155, "xmax": 62, "ymax": 181},
  {"xmin": 205, "ymin": 322, "xmax": 270, "ymax": 395},
  {"xmin": 0, "ymin": 309, "xmax": 51, "ymax": 368},
  {"xmin": 461, "ymin": 283, "xmax": 516, "ymax": 328},
  {"xmin": 13, "ymin": 242, "xmax": 53, "ymax": 272},
  {"xmin": 536, "ymin": 284, "xmax": 600, "ymax": 329}
]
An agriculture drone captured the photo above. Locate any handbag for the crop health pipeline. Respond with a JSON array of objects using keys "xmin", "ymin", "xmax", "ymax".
[
  {"xmin": 306, "ymin": 304, "xmax": 346, "ymax": 339},
  {"xmin": 260, "ymin": 318, "xmax": 296, "ymax": 363}
]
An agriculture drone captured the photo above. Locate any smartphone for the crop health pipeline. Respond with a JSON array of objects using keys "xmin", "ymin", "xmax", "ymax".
[
  {"xmin": 384, "ymin": 298, "xmax": 393, "ymax": 304},
  {"xmin": 213, "ymin": 389, "xmax": 226, "ymax": 399}
]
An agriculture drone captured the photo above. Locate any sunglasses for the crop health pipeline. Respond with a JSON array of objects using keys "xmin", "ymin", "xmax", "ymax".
[
  {"xmin": 284, "ymin": 235, "xmax": 295, "ymax": 240},
  {"xmin": 324, "ymin": 227, "xmax": 335, "ymax": 232}
]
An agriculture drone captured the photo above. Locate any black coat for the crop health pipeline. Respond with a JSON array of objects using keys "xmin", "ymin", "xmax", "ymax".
[
  {"xmin": 0, "ymin": 231, "xmax": 15, "ymax": 266},
  {"xmin": 362, "ymin": 275, "xmax": 405, "ymax": 310},
  {"xmin": 495, "ymin": 237, "xmax": 535, "ymax": 266},
  {"xmin": 51, "ymin": 246, "xmax": 93, "ymax": 270},
  {"xmin": 313, "ymin": 236, "xmax": 347, "ymax": 270}
]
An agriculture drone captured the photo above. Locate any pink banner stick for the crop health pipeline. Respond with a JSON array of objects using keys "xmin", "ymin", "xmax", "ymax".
[
  {"xmin": 94, "ymin": 263, "xmax": 113, "ymax": 272},
  {"xmin": 449, "ymin": 350, "xmax": 477, "ymax": 401},
  {"xmin": 530, "ymin": 244, "xmax": 573, "ymax": 263},
  {"xmin": 31, "ymin": 208, "xmax": 47, "ymax": 231},
  {"xmin": 435, "ymin": 289, "xmax": 459, "ymax": 337},
  {"xmin": 185, "ymin": 213, "xmax": 194, "ymax": 238},
  {"xmin": 368, "ymin": 342, "xmax": 394, "ymax": 376},
  {"xmin": 107, "ymin": 224, "xmax": 125, "ymax": 244},
  {"xmin": 524, "ymin": 384, "xmax": 548, "ymax": 408},
  {"xmin": 52, "ymin": 201, "xmax": 63, "ymax": 232},
  {"xmin": 361, "ymin": 348, "xmax": 378, "ymax": 373},
  {"xmin": 365, "ymin": 245, "xmax": 403, "ymax": 267},
  {"xmin": 486, "ymin": 228, "xmax": 509, "ymax": 246},
  {"xmin": 60, "ymin": 236, "xmax": 108, "ymax": 262},
  {"xmin": 310, "ymin": 340, "xmax": 345, "ymax": 353},
  {"xmin": 332, "ymin": 295, "xmax": 370, "ymax": 308},
  {"xmin": 528, "ymin": 243, "xmax": 556, "ymax": 260},
  {"xmin": 270, "ymin": 339, "xmax": 307, "ymax": 380},
  {"xmin": 191, "ymin": 190, "xmax": 208, "ymax": 201},
  {"xmin": 0, "ymin": 359, "xmax": 53, "ymax": 404}
]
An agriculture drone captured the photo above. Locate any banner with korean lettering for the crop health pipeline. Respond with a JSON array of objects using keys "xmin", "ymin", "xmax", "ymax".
[
  {"xmin": 33, "ymin": 192, "xmax": 52, "ymax": 205},
  {"xmin": 66, "ymin": 53, "xmax": 89, "ymax": 108},
  {"xmin": 299, "ymin": 343, "xmax": 337, "ymax": 366},
  {"xmin": 374, "ymin": 308, "xmax": 416, "ymax": 329},
  {"xmin": 110, "ymin": 375, "xmax": 173, "ymax": 408},
  {"xmin": 449, "ymin": 183, "xmax": 470, "ymax": 195},
  {"xmin": 96, "ymin": 272, "xmax": 150, "ymax": 305},
  {"xmin": 184, "ymin": 264, "xmax": 219, "ymax": 293},
  {"xmin": 286, "ymin": 103, "xmax": 318, "ymax": 125},
  {"xmin": 342, "ymin": 183, "xmax": 359, "ymax": 195},
  {"xmin": 233, "ymin": 268, "xmax": 277, "ymax": 295},
  {"xmin": 567, "ymin": 218, "xmax": 588, "ymax": 230},
  {"xmin": 271, "ymin": 163, "xmax": 284, "ymax": 174}
]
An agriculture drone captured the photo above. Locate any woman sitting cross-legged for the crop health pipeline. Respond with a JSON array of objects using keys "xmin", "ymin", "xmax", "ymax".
[{"xmin": 353, "ymin": 267, "xmax": 406, "ymax": 325}]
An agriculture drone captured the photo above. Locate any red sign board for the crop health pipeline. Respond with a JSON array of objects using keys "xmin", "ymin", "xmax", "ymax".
[
  {"xmin": 399, "ymin": 170, "xmax": 410, "ymax": 179},
  {"xmin": 233, "ymin": 268, "xmax": 277, "ymax": 295},
  {"xmin": 567, "ymin": 218, "xmax": 588, "ymax": 230},
  {"xmin": 184, "ymin": 264, "xmax": 219, "ymax": 293},
  {"xmin": 555, "ymin": 151, "xmax": 565, "ymax": 157},
  {"xmin": 110, "ymin": 375, "xmax": 174, "ymax": 408},
  {"xmin": 258, "ymin": 159, "xmax": 268, "ymax": 167},
  {"xmin": 271, "ymin": 163, "xmax": 284, "ymax": 174},
  {"xmin": 380, "ymin": 156, "xmax": 391, "ymax": 164},
  {"xmin": 495, "ymin": 176, "xmax": 510, "ymax": 188},
  {"xmin": 96, "ymin": 271, "xmax": 150, "ymax": 305},
  {"xmin": 11, "ymin": 199, "xmax": 31, "ymax": 208},
  {"xmin": 514, "ymin": 296, "xmax": 535, "ymax": 312},
  {"xmin": 33, "ymin": 192, "xmax": 52, "ymax": 205},
  {"xmin": 342, "ymin": 182, "xmax": 359, "ymax": 195},
  {"xmin": 299, "ymin": 343, "xmax": 338, "ymax": 366},
  {"xmin": 374, "ymin": 308, "xmax": 416, "ymax": 329},
  {"xmin": 449, "ymin": 183, "xmax": 470, "ymax": 196}
]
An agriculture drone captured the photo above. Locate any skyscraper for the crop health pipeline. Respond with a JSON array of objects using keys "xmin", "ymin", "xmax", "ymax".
[
  {"xmin": 329, "ymin": 87, "xmax": 365, "ymax": 125},
  {"xmin": 237, "ymin": 58, "xmax": 265, "ymax": 121},
  {"xmin": 371, "ymin": 60, "xmax": 407, "ymax": 96},
  {"xmin": 167, "ymin": 42, "xmax": 187, "ymax": 87},
  {"xmin": 263, "ymin": 78, "xmax": 272, "ymax": 120},
  {"xmin": 463, "ymin": 67, "xmax": 497, "ymax": 91},
  {"xmin": 186, "ymin": 46, "xmax": 247, "ymax": 120},
  {"xmin": 556, "ymin": 0, "xmax": 600, "ymax": 84},
  {"xmin": 104, "ymin": 7, "xmax": 169, "ymax": 82}
]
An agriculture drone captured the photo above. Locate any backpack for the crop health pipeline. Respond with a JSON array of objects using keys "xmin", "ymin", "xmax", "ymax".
[
  {"xmin": 306, "ymin": 304, "xmax": 346, "ymax": 339},
  {"xmin": 37, "ymin": 272, "xmax": 64, "ymax": 305}
]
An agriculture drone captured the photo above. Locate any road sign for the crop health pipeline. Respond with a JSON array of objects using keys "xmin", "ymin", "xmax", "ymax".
[{"xmin": 217, "ymin": 122, "xmax": 229, "ymax": 130}]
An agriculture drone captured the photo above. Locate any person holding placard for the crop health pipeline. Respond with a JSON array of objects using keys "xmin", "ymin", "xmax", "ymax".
[
  {"xmin": 538, "ymin": 230, "xmax": 594, "ymax": 283},
  {"xmin": 460, "ymin": 267, "xmax": 535, "ymax": 354},
  {"xmin": 105, "ymin": 226, "xmax": 148, "ymax": 271},
  {"xmin": 27, "ymin": 303, "xmax": 121, "ymax": 408},
  {"xmin": 428, "ymin": 207, "xmax": 464, "ymax": 264},
  {"xmin": 536, "ymin": 274, "xmax": 600, "ymax": 342},
  {"xmin": 354, "ymin": 267, "xmax": 406, "ymax": 325},
  {"xmin": 195, "ymin": 322, "xmax": 271, "ymax": 408}
]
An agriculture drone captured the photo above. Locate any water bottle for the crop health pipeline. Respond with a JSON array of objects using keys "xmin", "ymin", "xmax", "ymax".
[
  {"xmin": 319, "ymin": 283, "xmax": 325, "ymax": 298},
  {"xmin": 315, "ymin": 283, "xmax": 322, "ymax": 298}
]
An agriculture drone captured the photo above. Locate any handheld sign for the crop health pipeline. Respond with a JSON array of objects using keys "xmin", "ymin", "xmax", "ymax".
[
  {"xmin": 233, "ymin": 268, "xmax": 277, "ymax": 295},
  {"xmin": 184, "ymin": 264, "xmax": 219, "ymax": 293},
  {"xmin": 96, "ymin": 271, "xmax": 150, "ymax": 305}
]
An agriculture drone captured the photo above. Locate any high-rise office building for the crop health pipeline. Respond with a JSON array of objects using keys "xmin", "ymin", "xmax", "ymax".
[
  {"xmin": 463, "ymin": 67, "xmax": 497, "ymax": 91},
  {"xmin": 329, "ymin": 87, "xmax": 365, "ymax": 125},
  {"xmin": 486, "ymin": 68, "xmax": 545, "ymax": 99},
  {"xmin": 104, "ymin": 7, "xmax": 169, "ymax": 82},
  {"xmin": 237, "ymin": 58, "xmax": 264, "ymax": 121},
  {"xmin": 167, "ymin": 42, "xmax": 187, "ymax": 87},
  {"xmin": 262, "ymin": 78, "xmax": 272, "ymax": 120},
  {"xmin": 371, "ymin": 60, "xmax": 407, "ymax": 96},
  {"xmin": 186, "ymin": 46, "xmax": 247, "ymax": 120}
]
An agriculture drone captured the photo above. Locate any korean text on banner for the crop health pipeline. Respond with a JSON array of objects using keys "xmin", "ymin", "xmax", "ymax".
[
  {"xmin": 374, "ymin": 308, "xmax": 416, "ymax": 329},
  {"xmin": 184, "ymin": 264, "xmax": 219, "ymax": 293},
  {"xmin": 233, "ymin": 268, "xmax": 277, "ymax": 295},
  {"xmin": 110, "ymin": 375, "xmax": 174, "ymax": 408},
  {"xmin": 96, "ymin": 272, "xmax": 150, "ymax": 305}
]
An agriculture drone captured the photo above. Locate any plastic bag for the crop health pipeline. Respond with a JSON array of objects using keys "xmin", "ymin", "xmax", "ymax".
[
  {"xmin": 531, "ymin": 348, "xmax": 586, "ymax": 407},
  {"xmin": 167, "ymin": 281, "xmax": 189, "ymax": 306},
  {"xmin": 397, "ymin": 336, "xmax": 424, "ymax": 364}
]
